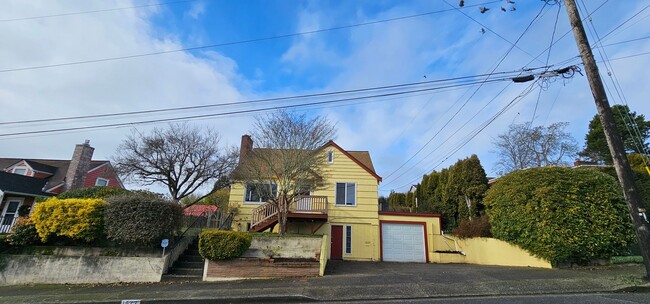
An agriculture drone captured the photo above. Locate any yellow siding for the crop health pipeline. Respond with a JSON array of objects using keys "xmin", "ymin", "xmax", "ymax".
[{"xmin": 228, "ymin": 146, "xmax": 382, "ymax": 260}]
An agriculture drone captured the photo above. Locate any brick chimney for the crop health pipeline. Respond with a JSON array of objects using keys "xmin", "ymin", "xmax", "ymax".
[
  {"xmin": 65, "ymin": 140, "xmax": 95, "ymax": 190},
  {"xmin": 239, "ymin": 135, "xmax": 253, "ymax": 164}
]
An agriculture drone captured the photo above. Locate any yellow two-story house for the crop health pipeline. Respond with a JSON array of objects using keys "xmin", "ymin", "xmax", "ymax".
[{"xmin": 229, "ymin": 135, "xmax": 442, "ymax": 262}]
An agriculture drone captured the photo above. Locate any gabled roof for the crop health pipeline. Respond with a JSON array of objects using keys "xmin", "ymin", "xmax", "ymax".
[
  {"xmin": 323, "ymin": 141, "xmax": 382, "ymax": 182},
  {"xmin": 0, "ymin": 171, "xmax": 52, "ymax": 197},
  {"xmin": 0, "ymin": 158, "xmax": 111, "ymax": 190},
  {"xmin": 24, "ymin": 160, "xmax": 58, "ymax": 174}
]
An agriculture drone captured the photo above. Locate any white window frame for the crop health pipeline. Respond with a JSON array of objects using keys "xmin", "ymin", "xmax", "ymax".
[
  {"xmin": 95, "ymin": 178, "xmax": 109, "ymax": 187},
  {"xmin": 327, "ymin": 150, "xmax": 334, "ymax": 163},
  {"xmin": 335, "ymin": 182, "xmax": 357, "ymax": 206},
  {"xmin": 345, "ymin": 225, "xmax": 352, "ymax": 255},
  {"xmin": 243, "ymin": 182, "xmax": 278, "ymax": 205},
  {"xmin": 12, "ymin": 167, "xmax": 28, "ymax": 175}
]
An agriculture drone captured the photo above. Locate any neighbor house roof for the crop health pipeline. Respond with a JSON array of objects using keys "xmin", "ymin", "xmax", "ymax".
[
  {"xmin": 0, "ymin": 158, "xmax": 111, "ymax": 190},
  {"xmin": 183, "ymin": 205, "xmax": 218, "ymax": 216},
  {"xmin": 0, "ymin": 171, "xmax": 52, "ymax": 197}
]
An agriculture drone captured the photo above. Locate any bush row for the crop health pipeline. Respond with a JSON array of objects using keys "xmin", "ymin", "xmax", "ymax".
[{"xmin": 10, "ymin": 193, "xmax": 182, "ymax": 247}]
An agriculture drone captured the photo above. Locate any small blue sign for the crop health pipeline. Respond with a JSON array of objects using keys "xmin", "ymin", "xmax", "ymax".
[{"xmin": 161, "ymin": 239, "xmax": 169, "ymax": 248}]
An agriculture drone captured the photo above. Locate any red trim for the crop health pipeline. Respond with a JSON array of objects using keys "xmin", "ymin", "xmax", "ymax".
[
  {"xmin": 379, "ymin": 220, "xmax": 429, "ymax": 263},
  {"xmin": 378, "ymin": 211, "xmax": 441, "ymax": 218},
  {"xmin": 322, "ymin": 141, "xmax": 382, "ymax": 182}
]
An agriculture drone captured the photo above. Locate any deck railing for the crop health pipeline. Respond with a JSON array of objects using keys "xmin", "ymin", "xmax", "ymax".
[
  {"xmin": 0, "ymin": 215, "xmax": 17, "ymax": 234},
  {"xmin": 291, "ymin": 195, "xmax": 328, "ymax": 213},
  {"xmin": 250, "ymin": 195, "xmax": 329, "ymax": 228}
]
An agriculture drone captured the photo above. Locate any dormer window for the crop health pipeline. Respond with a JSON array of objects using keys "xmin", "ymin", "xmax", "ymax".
[
  {"xmin": 95, "ymin": 178, "xmax": 109, "ymax": 187},
  {"xmin": 327, "ymin": 150, "xmax": 334, "ymax": 163},
  {"xmin": 12, "ymin": 167, "xmax": 27, "ymax": 175}
]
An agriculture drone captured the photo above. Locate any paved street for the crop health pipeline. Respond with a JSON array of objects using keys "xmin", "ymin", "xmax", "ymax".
[{"xmin": 0, "ymin": 261, "xmax": 648, "ymax": 303}]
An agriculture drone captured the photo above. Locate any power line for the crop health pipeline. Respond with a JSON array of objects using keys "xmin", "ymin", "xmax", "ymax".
[
  {"xmin": 442, "ymin": 0, "xmax": 547, "ymax": 65},
  {"xmin": 594, "ymin": 3, "xmax": 650, "ymax": 44},
  {"xmin": 0, "ymin": 1, "xmax": 501, "ymax": 74},
  {"xmin": 0, "ymin": 67, "xmax": 544, "ymax": 127},
  {"xmin": 382, "ymin": 1, "xmax": 550, "ymax": 182},
  {"xmin": 0, "ymin": 0, "xmax": 201, "ymax": 22},
  {"xmin": 0, "ymin": 77, "xmax": 514, "ymax": 138},
  {"xmin": 383, "ymin": 80, "xmax": 539, "ymax": 191}
]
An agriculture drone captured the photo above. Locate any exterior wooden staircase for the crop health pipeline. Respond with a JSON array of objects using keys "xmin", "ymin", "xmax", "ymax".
[{"xmin": 249, "ymin": 196, "xmax": 328, "ymax": 232}]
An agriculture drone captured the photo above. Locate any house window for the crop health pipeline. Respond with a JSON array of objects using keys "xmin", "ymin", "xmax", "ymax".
[
  {"xmin": 12, "ymin": 167, "xmax": 27, "ymax": 175},
  {"xmin": 244, "ymin": 182, "xmax": 278, "ymax": 203},
  {"xmin": 345, "ymin": 225, "xmax": 352, "ymax": 254},
  {"xmin": 95, "ymin": 178, "xmax": 109, "ymax": 187},
  {"xmin": 335, "ymin": 183, "xmax": 356, "ymax": 206},
  {"xmin": 327, "ymin": 150, "xmax": 334, "ymax": 163}
]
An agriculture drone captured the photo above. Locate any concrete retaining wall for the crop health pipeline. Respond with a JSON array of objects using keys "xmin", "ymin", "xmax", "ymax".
[
  {"xmin": 430, "ymin": 236, "xmax": 552, "ymax": 268},
  {"xmin": 204, "ymin": 235, "xmax": 325, "ymax": 281},
  {"xmin": 0, "ymin": 254, "xmax": 165, "ymax": 285}
]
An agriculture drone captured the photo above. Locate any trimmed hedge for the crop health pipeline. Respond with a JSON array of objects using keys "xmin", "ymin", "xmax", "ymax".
[
  {"xmin": 32, "ymin": 198, "xmax": 106, "ymax": 243},
  {"xmin": 485, "ymin": 167, "xmax": 635, "ymax": 264},
  {"xmin": 199, "ymin": 230, "xmax": 252, "ymax": 260},
  {"xmin": 7, "ymin": 217, "xmax": 40, "ymax": 246},
  {"xmin": 57, "ymin": 186, "xmax": 131, "ymax": 199},
  {"xmin": 104, "ymin": 193, "xmax": 183, "ymax": 246}
]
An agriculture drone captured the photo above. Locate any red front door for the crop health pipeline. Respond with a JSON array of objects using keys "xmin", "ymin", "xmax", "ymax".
[{"xmin": 331, "ymin": 225, "xmax": 343, "ymax": 260}]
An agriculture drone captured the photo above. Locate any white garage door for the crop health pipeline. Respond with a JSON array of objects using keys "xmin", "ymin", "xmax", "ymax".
[{"xmin": 381, "ymin": 223, "xmax": 426, "ymax": 262}]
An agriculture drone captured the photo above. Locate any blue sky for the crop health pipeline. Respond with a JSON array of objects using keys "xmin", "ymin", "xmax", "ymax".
[{"xmin": 1, "ymin": 0, "xmax": 649, "ymax": 196}]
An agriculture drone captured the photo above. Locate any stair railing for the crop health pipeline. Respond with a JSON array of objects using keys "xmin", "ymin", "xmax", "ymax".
[{"xmin": 250, "ymin": 202, "xmax": 278, "ymax": 228}]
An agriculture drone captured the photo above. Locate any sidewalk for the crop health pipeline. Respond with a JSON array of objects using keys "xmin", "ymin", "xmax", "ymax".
[{"xmin": 0, "ymin": 261, "xmax": 648, "ymax": 303}]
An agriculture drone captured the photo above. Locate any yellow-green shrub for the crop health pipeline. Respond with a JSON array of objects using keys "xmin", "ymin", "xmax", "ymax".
[
  {"xmin": 32, "ymin": 198, "xmax": 106, "ymax": 243},
  {"xmin": 199, "ymin": 230, "xmax": 251, "ymax": 260}
]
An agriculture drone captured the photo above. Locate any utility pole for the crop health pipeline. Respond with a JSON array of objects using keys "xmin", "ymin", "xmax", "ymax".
[{"xmin": 564, "ymin": 0, "xmax": 650, "ymax": 278}]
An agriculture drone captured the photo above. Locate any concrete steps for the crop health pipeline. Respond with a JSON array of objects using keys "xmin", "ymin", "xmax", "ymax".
[{"xmin": 162, "ymin": 239, "xmax": 204, "ymax": 282}]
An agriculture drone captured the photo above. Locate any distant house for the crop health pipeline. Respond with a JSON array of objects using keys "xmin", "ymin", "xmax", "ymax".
[{"xmin": 0, "ymin": 140, "xmax": 124, "ymax": 233}]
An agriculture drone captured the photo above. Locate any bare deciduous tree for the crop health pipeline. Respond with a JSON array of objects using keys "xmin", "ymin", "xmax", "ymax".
[
  {"xmin": 235, "ymin": 111, "xmax": 336, "ymax": 234},
  {"xmin": 493, "ymin": 122, "xmax": 578, "ymax": 175},
  {"xmin": 114, "ymin": 123, "xmax": 238, "ymax": 207}
]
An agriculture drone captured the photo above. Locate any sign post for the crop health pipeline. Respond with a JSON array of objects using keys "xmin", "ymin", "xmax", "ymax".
[{"xmin": 161, "ymin": 238, "xmax": 169, "ymax": 257}]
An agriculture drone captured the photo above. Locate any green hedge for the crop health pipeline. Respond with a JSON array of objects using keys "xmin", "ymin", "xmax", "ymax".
[
  {"xmin": 104, "ymin": 193, "xmax": 183, "ymax": 246},
  {"xmin": 7, "ymin": 218, "xmax": 40, "ymax": 246},
  {"xmin": 57, "ymin": 186, "xmax": 131, "ymax": 199},
  {"xmin": 0, "ymin": 235, "xmax": 10, "ymax": 253},
  {"xmin": 32, "ymin": 198, "xmax": 106, "ymax": 243},
  {"xmin": 199, "ymin": 230, "xmax": 252, "ymax": 260},
  {"xmin": 485, "ymin": 167, "xmax": 635, "ymax": 264}
]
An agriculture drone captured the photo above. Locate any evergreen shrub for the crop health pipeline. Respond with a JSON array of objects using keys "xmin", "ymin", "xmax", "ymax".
[
  {"xmin": 485, "ymin": 167, "xmax": 635, "ymax": 264},
  {"xmin": 199, "ymin": 230, "xmax": 252, "ymax": 260},
  {"xmin": 32, "ymin": 198, "xmax": 106, "ymax": 243},
  {"xmin": 104, "ymin": 193, "xmax": 182, "ymax": 246},
  {"xmin": 7, "ymin": 217, "xmax": 40, "ymax": 246},
  {"xmin": 452, "ymin": 215, "xmax": 492, "ymax": 239},
  {"xmin": 57, "ymin": 186, "xmax": 130, "ymax": 199}
]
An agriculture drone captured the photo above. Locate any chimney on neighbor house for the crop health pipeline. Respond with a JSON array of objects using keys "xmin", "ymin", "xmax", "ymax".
[
  {"xmin": 239, "ymin": 135, "xmax": 253, "ymax": 164},
  {"xmin": 65, "ymin": 140, "xmax": 95, "ymax": 190}
]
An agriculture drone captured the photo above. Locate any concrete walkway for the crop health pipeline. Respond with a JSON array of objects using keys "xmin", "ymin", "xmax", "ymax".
[{"xmin": 0, "ymin": 261, "xmax": 648, "ymax": 303}]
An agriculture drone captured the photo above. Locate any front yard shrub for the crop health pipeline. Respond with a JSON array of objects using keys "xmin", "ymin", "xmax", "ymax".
[
  {"xmin": 7, "ymin": 217, "xmax": 40, "ymax": 246},
  {"xmin": 31, "ymin": 198, "xmax": 106, "ymax": 243},
  {"xmin": 485, "ymin": 167, "xmax": 635, "ymax": 264},
  {"xmin": 57, "ymin": 186, "xmax": 130, "ymax": 199},
  {"xmin": 104, "ymin": 193, "xmax": 183, "ymax": 246},
  {"xmin": 199, "ymin": 230, "xmax": 252, "ymax": 260},
  {"xmin": 0, "ymin": 235, "xmax": 10, "ymax": 253},
  {"xmin": 452, "ymin": 216, "xmax": 492, "ymax": 239}
]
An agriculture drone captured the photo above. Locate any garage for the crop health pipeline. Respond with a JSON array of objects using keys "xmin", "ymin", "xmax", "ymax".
[{"xmin": 381, "ymin": 222, "xmax": 426, "ymax": 262}]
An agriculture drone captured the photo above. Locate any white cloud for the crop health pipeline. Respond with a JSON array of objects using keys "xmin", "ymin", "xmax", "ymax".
[
  {"xmin": 0, "ymin": 0, "xmax": 251, "ymax": 191},
  {"xmin": 185, "ymin": 1, "xmax": 206, "ymax": 20}
]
